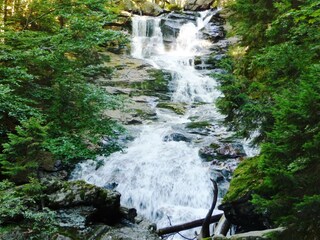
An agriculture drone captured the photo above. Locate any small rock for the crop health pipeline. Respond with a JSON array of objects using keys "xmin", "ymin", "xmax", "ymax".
[
  {"xmin": 103, "ymin": 182, "xmax": 118, "ymax": 190},
  {"xmin": 126, "ymin": 118, "xmax": 143, "ymax": 125},
  {"xmin": 199, "ymin": 146, "xmax": 217, "ymax": 161},
  {"xmin": 216, "ymin": 143, "xmax": 246, "ymax": 159},
  {"xmin": 163, "ymin": 133, "xmax": 191, "ymax": 142}
]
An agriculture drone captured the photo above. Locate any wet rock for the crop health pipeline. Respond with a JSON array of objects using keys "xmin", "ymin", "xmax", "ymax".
[
  {"xmin": 56, "ymin": 206, "xmax": 96, "ymax": 229},
  {"xmin": 126, "ymin": 118, "xmax": 143, "ymax": 125},
  {"xmin": 214, "ymin": 172, "xmax": 225, "ymax": 183},
  {"xmin": 209, "ymin": 40, "xmax": 230, "ymax": 53},
  {"xmin": 202, "ymin": 23, "xmax": 225, "ymax": 41},
  {"xmin": 216, "ymin": 143, "xmax": 246, "ymax": 159},
  {"xmin": 218, "ymin": 193, "xmax": 270, "ymax": 233},
  {"xmin": 199, "ymin": 142, "xmax": 246, "ymax": 161},
  {"xmin": 183, "ymin": 0, "xmax": 215, "ymax": 11},
  {"xmin": 160, "ymin": 11, "xmax": 199, "ymax": 42},
  {"xmin": 104, "ymin": 182, "xmax": 118, "ymax": 190},
  {"xmin": 46, "ymin": 180, "xmax": 121, "ymax": 225},
  {"xmin": 163, "ymin": 133, "xmax": 191, "ymax": 142},
  {"xmin": 120, "ymin": 207, "xmax": 137, "ymax": 223},
  {"xmin": 157, "ymin": 102, "xmax": 186, "ymax": 115},
  {"xmin": 199, "ymin": 145, "xmax": 217, "ymax": 161}
]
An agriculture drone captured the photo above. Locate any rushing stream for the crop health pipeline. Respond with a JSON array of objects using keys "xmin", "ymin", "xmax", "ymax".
[{"xmin": 72, "ymin": 10, "xmax": 255, "ymax": 239}]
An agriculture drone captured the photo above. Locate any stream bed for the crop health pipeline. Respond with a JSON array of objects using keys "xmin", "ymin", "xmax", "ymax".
[{"xmin": 72, "ymin": 10, "xmax": 256, "ymax": 239}]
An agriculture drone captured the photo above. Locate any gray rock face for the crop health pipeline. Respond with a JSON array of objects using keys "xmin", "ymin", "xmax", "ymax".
[{"xmin": 183, "ymin": 0, "xmax": 215, "ymax": 11}]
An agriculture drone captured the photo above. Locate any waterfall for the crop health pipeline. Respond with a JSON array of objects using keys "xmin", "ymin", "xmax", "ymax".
[{"xmin": 71, "ymin": 11, "xmax": 253, "ymax": 239}]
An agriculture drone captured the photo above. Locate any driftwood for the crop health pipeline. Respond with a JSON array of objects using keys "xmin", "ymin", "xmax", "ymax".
[
  {"xmin": 199, "ymin": 179, "xmax": 218, "ymax": 239},
  {"xmin": 214, "ymin": 214, "xmax": 230, "ymax": 236},
  {"xmin": 157, "ymin": 213, "xmax": 223, "ymax": 236}
]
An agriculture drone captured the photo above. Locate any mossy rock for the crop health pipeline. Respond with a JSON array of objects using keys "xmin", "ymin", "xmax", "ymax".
[
  {"xmin": 166, "ymin": 4, "xmax": 182, "ymax": 11},
  {"xmin": 223, "ymin": 157, "xmax": 263, "ymax": 202},
  {"xmin": 186, "ymin": 121, "xmax": 211, "ymax": 129},
  {"xmin": 131, "ymin": 69, "xmax": 172, "ymax": 97},
  {"xmin": 157, "ymin": 102, "xmax": 186, "ymax": 115}
]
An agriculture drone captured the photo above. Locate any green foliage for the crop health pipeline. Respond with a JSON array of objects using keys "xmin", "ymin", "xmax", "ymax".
[
  {"xmin": 221, "ymin": 0, "xmax": 320, "ymax": 237},
  {"xmin": 0, "ymin": 118, "xmax": 49, "ymax": 180},
  {"xmin": 186, "ymin": 121, "xmax": 211, "ymax": 129},
  {"xmin": 0, "ymin": 0, "xmax": 127, "ymax": 178},
  {"xmin": 0, "ymin": 179, "xmax": 57, "ymax": 239},
  {"xmin": 223, "ymin": 157, "xmax": 263, "ymax": 202},
  {"xmin": 219, "ymin": 0, "xmax": 320, "ymax": 142}
]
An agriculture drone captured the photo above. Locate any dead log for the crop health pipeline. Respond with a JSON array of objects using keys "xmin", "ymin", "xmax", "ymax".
[
  {"xmin": 199, "ymin": 179, "xmax": 218, "ymax": 239},
  {"xmin": 214, "ymin": 214, "xmax": 230, "ymax": 236},
  {"xmin": 157, "ymin": 213, "xmax": 223, "ymax": 236}
]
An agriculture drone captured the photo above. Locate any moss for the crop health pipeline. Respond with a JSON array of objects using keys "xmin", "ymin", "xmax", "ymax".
[
  {"xmin": 157, "ymin": 102, "xmax": 186, "ymax": 115},
  {"xmin": 209, "ymin": 142, "xmax": 220, "ymax": 150},
  {"xmin": 130, "ymin": 69, "xmax": 171, "ymax": 97},
  {"xmin": 0, "ymin": 225, "xmax": 16, "ymax": 234},
  {"xmin": 166, "ymin": 4, "xmax": 182, "ymax": 11},
  {"xmin": 186, "ymin": 121, "xmax": 211, "ymax": 129},
  {"xmin": 223, "ymin": 157, "xmax": 263, "ymax": 202}
]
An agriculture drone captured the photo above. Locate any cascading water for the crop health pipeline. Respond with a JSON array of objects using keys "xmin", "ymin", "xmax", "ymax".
[{"xmin": 72, "ymin": 11, "xmax": 254, "ymax": 239}]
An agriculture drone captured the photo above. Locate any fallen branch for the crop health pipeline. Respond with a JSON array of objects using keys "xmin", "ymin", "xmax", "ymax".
[
  {"xmin": 199, "ymin": 179, "xmax": 218, "ymax": 239},
  {"xmin": 157, "ymin": 213, "xmax": 223, "ymax": 236}
]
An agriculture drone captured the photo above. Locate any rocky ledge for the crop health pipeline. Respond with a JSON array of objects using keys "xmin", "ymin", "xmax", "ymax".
[{"xmin": 0, "ymin": 180, "xmax": 159, "ymax": 240}]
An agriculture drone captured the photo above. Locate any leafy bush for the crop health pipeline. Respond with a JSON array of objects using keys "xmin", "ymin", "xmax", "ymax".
[{"xmin": 0, "ymin": 0, "xmax": 128, "ymax": 179}]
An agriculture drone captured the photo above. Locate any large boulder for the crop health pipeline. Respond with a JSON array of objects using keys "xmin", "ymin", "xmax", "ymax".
[
  {"xmin": 183, "ymin": 0, "xmax": 215, "ymax": 11},
  {"xmin": 163, "ymin": 133, "xmax": 191, "ymax": 142},
  {"xmin": 139, "ymin": 1, "xmax": 163, "ymax": 16},
  {"xmin": 120, "ymin": 0, "xmax": 163, "ymax": 16},
  {"xmin": 46, "ymin": 180, "xmax": 121, "ymax": 225}
]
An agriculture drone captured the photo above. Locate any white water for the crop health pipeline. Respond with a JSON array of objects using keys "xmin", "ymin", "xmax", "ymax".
[{"xmin": 72, "ymin": 12, "xmax": 251, "ymax": 239}]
